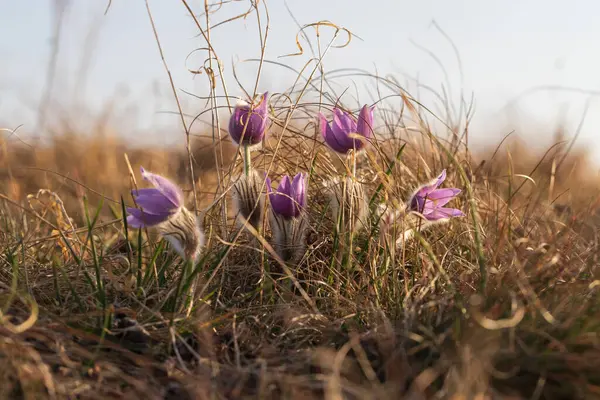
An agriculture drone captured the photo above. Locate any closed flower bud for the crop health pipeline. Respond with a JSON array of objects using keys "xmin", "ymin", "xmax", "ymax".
[
  {"xmin": 266, "ymin": 173, "xmax": 306, "ymax": 219},
  {"xmin": 228, "ymin": 92, "xmax": 270, "ymax": 147},
  {"xmin": 265, "ymin": 173, "xmax": 308, "ymax": 263}
]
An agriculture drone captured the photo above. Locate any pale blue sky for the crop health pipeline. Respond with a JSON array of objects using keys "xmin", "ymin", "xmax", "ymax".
[{"xmin": 1, "ymin": 0, "xmax": 599, "ymax": 159}]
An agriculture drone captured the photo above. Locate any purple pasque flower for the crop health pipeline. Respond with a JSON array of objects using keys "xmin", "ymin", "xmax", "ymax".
[
  {"xmin": 228, "ymin": 92, "xmax": 270, "ymax": 146},
  {"xmin": 408, "ymin": 169, "xmax": 464, "ymax": 221},
  {"xmin": 266, "ymin": 172, "xmax": 307, "ymax": 219},
  {"xmin": 319, "ymin": 104, "xmax": 374, "ymax": 154},
  {"xmin": 126, "ymin": 167, "xmax": 184, "ymax": 228}
]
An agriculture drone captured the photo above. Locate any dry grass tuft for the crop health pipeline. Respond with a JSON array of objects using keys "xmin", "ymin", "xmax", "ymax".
[{"xmin": 1, "ymin": 119, "xmax": 600, "ymax": 399}]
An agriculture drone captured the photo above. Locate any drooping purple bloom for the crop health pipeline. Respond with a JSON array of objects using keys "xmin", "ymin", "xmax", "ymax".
[
  {"xmin": 266, "ymin": 172, "xmax": 306, "ymax": 219},
  {"xmin": 228, "ymin": 92, "xmax": 270, "ymax": 146},
  {"xmin": 126, "ymin": 167, "xmax": 183, "ymax": 228},
  {"xmin": 408, "ymin": 169, "xmax": 464, "ymax": 221},
  {"xmin": 319, "ymin": 104, "xmax": 374, "ymax": 154}
]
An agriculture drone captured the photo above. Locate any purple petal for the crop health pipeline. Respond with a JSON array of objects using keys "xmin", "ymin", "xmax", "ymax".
[
  {"xmin": 432, "ymin": 170, "xmax": 447, "ymax": 189},
  {"xmin": 426, "ymin": 187, "xmax": 461, "ymax": 200},
  {"xmin": 266, "ymin": 175, "xmax": 282, "ymax": 210},
  {"xmin": 271, "ymin": 191, "xmax": 294, "ymax": 219},
  {"xmin": 135, "ymin": 194, "xmax": 177, "ymax": 214},
  {"xmin": 425, "ymin": 207, "xmax": 465, "ymax": 221},
  {"xmin": 409, "ymin": 194, "xmax": 426, "ymax": 213},
  {"xmin": 269, "ymin": 175, "xmax": 302, "ymax": 219},
  {"xmin": 413, "ymin": 184, "xmax": 434, "ymax": 200},
  {"xmin": 330, "ymin": 122, "xmax": 356, "ymax": 151},
  {"xmin": 254, "ymin": 92, "xmax": 270, "ymax": 133},
  {"xmin": 291, "ymin": 172, "xmax": 304, "ymax": 193},
  {"xmin": 424, "ymin": 188, "xmax": 461, "ymax": 208},
  {"xmin": 257, "ymin": 92, "xmax": 269, "ymax": 115},
  {"xmin": 413, "ymin": 170, "xmax": 448, "ymax": 199},
  {"xmin": 291, "ymin": 172, "xmax": 306, "ymax": 215},
  {"xmin": 228, "ymin": 106, "xmax": 247, "ymax": 144},
  {"xmin": 134, "ymin": 190, "xmax": 178, "ymax": 215},
  {"xmin": 319, "ymin": 113, "xmax": 329, "ymax": 138},
  {"xmin": 126, "ymin": 214, "xmax": 145, "ymax": 229},
  {"xmin": 133, "ymin": 188, "xmax": 160, "ymax": 197},
  {"xmin": 278, "ymin": 175, "xmax": 292, "ymax": 194},
  {"xmin": 356, "ymin": 104, "xmax": 374, "ymax": 140},
  {"xmin": 332, "ymin": 108, "xmax": 356, "ymax": 133},
  {"xmin": 126, "ymin": 207, "xmax": 172, "ymax": 227},
  {"xmin": 140, "ymin": 167, "xmax": 183, "ymax": 208},
  {"xmin": 321, "ymin": 115, "xmax": 352, "ymax": 154}
]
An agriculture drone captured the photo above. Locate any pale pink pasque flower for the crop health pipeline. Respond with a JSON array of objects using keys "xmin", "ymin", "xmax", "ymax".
[{"xmin": 408, "ymin": 169, "xmax": 464, "ymax": 221}]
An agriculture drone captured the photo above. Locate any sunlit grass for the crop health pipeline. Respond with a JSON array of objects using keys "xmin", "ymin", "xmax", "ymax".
[{"xmin": 1, "ymin": 1, "xmax": 600, "ymax": 399}]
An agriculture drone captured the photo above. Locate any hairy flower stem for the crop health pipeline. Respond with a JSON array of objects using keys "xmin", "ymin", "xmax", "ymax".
[
  {"xmin": 232, "ymin": 170, "xmax": 264, "ymax": 232},
  {"xmin": 343, "ymin": 152, "xmax": 358, "ymax": 272},
  {"xmin": 243, "ymin": 144, "xmax": 252, "ymax": 177},
  {"xmin": 269, "ymin": 211, "xmax": 308, "ymax": 265},
  {"xmin": 342, "ymin": 178, "xmax": 353, "ymax": 272}
]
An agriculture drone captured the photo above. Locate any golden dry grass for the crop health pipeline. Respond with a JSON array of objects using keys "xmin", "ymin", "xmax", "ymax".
[
  {"xmin": 2, "ymin": 2, "xmax": 600, "ymax": 398},
  {"xmin": 1, "ymin": 116, "xmax": 600, "ymax": 399}
]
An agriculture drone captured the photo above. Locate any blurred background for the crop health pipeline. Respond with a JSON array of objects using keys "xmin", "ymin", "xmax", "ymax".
[{"xmin": 1, "ymin": 0, "xmax": 599, "ymax": 154}]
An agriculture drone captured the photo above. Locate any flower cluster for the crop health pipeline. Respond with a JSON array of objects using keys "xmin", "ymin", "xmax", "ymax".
[{"xmin": 125, "ymin": 94, "xmax": 465, "ymax": 265}]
